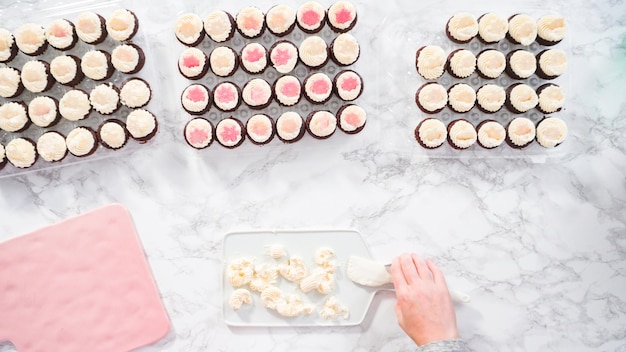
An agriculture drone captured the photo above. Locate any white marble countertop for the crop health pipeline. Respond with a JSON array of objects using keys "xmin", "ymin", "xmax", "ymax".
[{"xmin": 1, "ymin": 0, "xmax": 625, "ymax": 351}]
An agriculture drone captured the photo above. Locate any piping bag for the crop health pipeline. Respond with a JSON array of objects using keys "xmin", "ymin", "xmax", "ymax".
[{"xmin": 347, "ymin": 256, "xmax": 471, "ymax": 303}]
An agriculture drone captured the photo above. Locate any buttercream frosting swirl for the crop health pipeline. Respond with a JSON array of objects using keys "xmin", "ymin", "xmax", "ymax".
[
  {"xmin": 448, "ymin": 83, "xmax": 476, "ymax": 113},
  {"xmin": 447, "ymin": 13, "xmax": 478, "ymax": 42},
  {"xmin": 477, "ymin": 50, "xmax": 505, "ymax": 78},
  {"xmin": 537, "ymin": 15, "xmax": 566, "ymax": 42},
  {"xmin": 477, "ymin": 121, "xmax": 505, "ymax": 148},
  {"xmin": 300, "ymin": 268, "xmax": 326, "ymax": 293},
  {"xmin": 260, "ymin": 286, "xmax": 283, "ymax": 310},
  {"xmin": 249, "ymin": 262, "xmax": 278, "ymax": 292},
  {"xmin": 28, "ymin": 96, "xmax": 57, "ymax": 127},
  {"xmin": 320, "ymin": 296, "xmax": 349, "ymax": 320},
  {"xmin": 339, "ymin": 105, "xmax": 366, "ymax": 132},
  {"xmin": 46, "ymin": 19, "xmax": 75, "ymax": 50},
  {"xmin": 0, "ymin": 67, "xmax": 21, "ymax": 98},
  {"xmin": 508, "ymin": 50, "xmax": 536, "ymax": 78},
  {"xmin": 449, "ymin": 120, "xmax": 477, "ymax": 149},
  {"xmin": 99, "ymin": 121, "xmax": 127, "ymax": 149},
  {"xmin": 276, "ymin": 112, "xmax": 303, "ymax": 141},
  {"xmin": 266, "ymin": 244, "xmax": 287, "ymax": 259},
  {"xmin": 449, "ymin": 49, "xmax": 476, "ymax": 78},
  {"xmin": 279, "ymin": 256, "xmax": 307, "ymax": 282},
  {"xmin": 226, "ymin": 257, "xmax": 254, "ymax": 287},
  {"xmin": 210, "ymin": 46, "xmax": 236, "ymax": 77},
  {"xmin": 111, "ymin": 44, "xmax": 140, "ymax": 73},
  {"xmin": 418, "ymin": 83, "xmax": 447, "ymax": 112},
  {"xmin": 120, "ymin": 79, "xmax": 151, "ymax": 108},
  {"xmin": 126, "ymin": 109, "xmax": 156, "ymax": 139},
  {"xmin": 266, "ymin": 5, "xmax": 296, "ymax": 34},
  {"xmin": 60, "ymin": 89, "xmax": 90, "ymax": 121},
  {"xmin": 204, "ymin": 10, "xmax": 232, "ymax": 42},
  {"xmin": 299, "ymin": 36, "xmax": 327, "ymax": 67},
  {"xmin": 66, "ymin": 127, "xmax": 95, "ymax": 156},
  {"xmin": 507, "ymin": 117, "xmax": 536, "ymax": 146},
  {"xmin": 332, "ymin": 33, "xmax": 359, "ymax": 65},
  {"xmin": 76, "ymin": 12, "xmax": 104, "ymax": 43},
  {"xmin": 229, "ymin": 289, "xmax": 252, "ymax": 311},
  {"xmin": 538, "ymin": 84, "xmax": 565, "ymax": 113},
  {"xmin": 21, "ymin": 60, "xmax": 49, "ymax": 93},
  {"xmin": 508, "ymin": 14, "xmax": 537, "ymax": 45},
  {"xmin": 418, "ymin": 118, "xmax": 447, "ymax": 148},
  {"xmin": 477, "ymin": 84, "xmax": 505, "ymax": 112},
  {"xmin": 509, "ymin": 84, "xmax": 538, "ymax": 112},
  {"xmin": 0, "ymin": 102, "xmax": 28, "ymax": 132},
  {"xmin": 15, "ymin": 23, "xmax": 45, "ymax": 54},
  {"xmin": 50, "ymin": 55, "xmax": 78, "ymax": 84},
  {"xmin": 417, "ymin": 45, "xmax": 445, "ymax": 80},
  {"xmin": 81, "ymin": 50, "xmax": 109, "ymax": 80},
  {"xmin": 37, "ymin": 132, "xmax": 67, "ymax": 162},
  {"xmin": 0, "ymin": 28, "xmax": 15, "ymax": 62},
  {"xmin": 6, "ymin": 138, "xmax": 36, "ymax": 168},
  {"xmin": 536, "ymin": 117, "xmax": 567, "ymax": 148},
  {"xmin": 107, "ymin": 9, "xmax": 136, "ymax": 41},
  {"xmin": 478, "ymin": 13, "xmax": 508, "ymax": 43},
  {"xmin": 246, "ymin": 114, "xmax": 274, "ymax": 143},
  {"xmin": 89, "ymin": 83, "xmax": 119, "ymax": 115},
  {"xmin": 539, "ymin": 49, "xmax": 567, "ymax": 77}
]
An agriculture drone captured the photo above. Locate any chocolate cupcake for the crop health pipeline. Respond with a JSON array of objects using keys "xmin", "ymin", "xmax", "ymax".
[
  {"xmin": 215, "ymin": 117, "xmax": 245, "ymax": 148},
  {"xmin": 477, "ymin": 13, "xmax": 508, "ymax": 44},
  {"xmin": 213, "ymin": 81, "xmax": 241, "ymax": 112},
  {"xmin": 126, "ymin": 109, "xmax": 158, "ymax": 142},
  {"xmin": 415, "ymin": 82, "xmax": 447, "ymax": 114},
  {"xmin": 66, "ymin": 126, "xmax": 98, "ymax": 157},
  {"xmin": 184, "ymin": 117, "xmax": 213, "ymax": 149},
  {"xmin": 506, "ymin": 117, "xmax": 536, "ymax": 148},
  {"xmin": 266, "ymin": 5, "xmax": 297, "ymax": 36},
  {"xmin": 46, "ymin": 19, "xmax": 78, "ymax": 51},
  {"xmin": 276, "ymin": 111, "xmax": 305, "ymax": 143},
  {"xmin": 236, "ymin": 6, "xmax": 265, "ymax": 39},
  {"xmin": 6, "ymin": 137, "xmax": 38, "ymax": 168},
  {"xmin": 415, "ymin": 118, "xmax": 447, "ymax": 149},
  {"xmin": 476, "ymin": 120, "xmax": 505, "ymax": 149},
  {"xmin": 181, "ymin": 83, "xmax": 212, "ymax": 115},
  {"xmin": 415, "ymin": 45, "xmax": 446, "ymax": 80},
  {"xmin": 446, "ymin": 49, "xmax": 476, "ymax": 79},
  {"xmin": 204, "ymin": 10, "xmax": 236, "ymax": 43},
  {"xmin": 446, "ymin": 13, "xmax": 479, "ymax": 44},
  {"xmin": 304, "ymin": 72, "xmax": 333, "ymax": 104},
  {"xmin": 15, "ymin": 23, "xmax": 47, "ymax": 56},
  {"xmin": 505, "ymin": 49, "xmax": 536, "ymax": 80},
  {"xmin": 0, "ymin": 67, "xmax": 24, "ymax": 98},
  {"xmin": 327, "ymin": 1, "xmax": 358, "ymax": 33},
  {"xmin": 28, "ymin": 96, "xmax": 60, "ymax": 128},
  {"xmin": 36, "ymin": 131, "xmax": 68, "ymax": 162},
  {"xmin": 76, "ymin": 11, "xmax": 107, "ymax": 44},
  {"xmin": 81, "ymin": 50, "xmax": 114, "ymax": 81},
  {"xmin": 242, "ymin": 78, "xmax": 272, "ymax": 109},
  {"xmin": 0, "ymin": 101, "xmax": 29, "ymax": 132},
  {"xmin": 536, "ymin": 117, "xmax": 567, "ymax": 148},
  {"xmin": 111, "ymin": 43, "xmax": 145, "ymax": 74},
  {"xmin": 337, "ymin": 104, "xmax": 366, "ymax": 134},
  {"xmin": 476, "ymin": 49, "xmax": 506, "ymax": 79},
  {"xmin": 447, "ymin": 119, "xmax": 477, "ymax": 150},
  {"xmin": 106, "ymin": 9, "xmax": 139, "ymax": 42},
  {"xmin": 240, "ymin": 43, "xmax": 268, "ymax": 74},
  {"xmin": 98, "ymin": 119, "xmax": 129, "ymax": 150},
  {"xmin": 21, "ymin": 60, "xmax": 54, "ymax": 93},
  {"xmin": 299, "ymin": 36, "xmax": 329, "ymax": 69},
  {"xmin": 507, "ymin": 14, "xmax": 537, "ymax": 46},
  {"xmin": 246, "ymin": 114, "xmax": 275, "ymax": 145},
  {"xmin": 270, "ymin": 41, "xmax": 298, "ymax": 74},
  {"xmin": 334, "ymin": 70, "xmax": 362, "ymax": 101},
  {"xmin": 447, "ymin": 83, "xmax": 476, "ymax": 113},
  {"xmin": 536, "ymin": 15, "xmax": 566, "ymax": 46},
  {"xmin": 50, "ymin": 55, "xmax": 84, "ymax": 86},
  {"xmin": 536, "ymin": 49, "xmax": 567, "ymax": 79},
  {"xmin": 274, "ymin": 75, "xmax": 302, "ymax": 106},
  {"xmin": 0, "ymin": 29, "xmax": 18, "ymax": 63},
  {"xmin": 120, "ymin": 78, "xmax": 152, "ymax": 109},
  {"xmin": 536, "ymin": 83, "xmax": 565, "ymax": 114},
  {"xmin": 59, "ymin": 89, "xmax": 91, "ymax": 121},
  {"xmin": 175, "ymin": 13, "xmax": 205, "ymax": 46},
  {"xmin": 330, "ymin": 33, "xmax": 360, "ymax": 66},
  {"xmin": 506, "ymin": 83, "xmax": 538, "ymax": 114},
  {"xmin": 90, "ymin": 83, "xmax": 120, "ymax": 115},
  {"xmin": 0, "ymin": 143, "xmax": 5, "ymax": 170},
  {"xmin": 476, "ymin": 84, "xmax": 505, "ymax": 113},
  {"xmin": 210, "ymin": 46, "xmax": 238, "ymax": 77},
  {"xmin": 178, "ymin": 47, "xmax": 209, "ymax": 80},
  {"xmin": 307, "ymin": 110, "xmax": 337, "ymax": 139},
  {"xmin": 297, "ymin": 2, "xmax": 326, "ymax": 33}
]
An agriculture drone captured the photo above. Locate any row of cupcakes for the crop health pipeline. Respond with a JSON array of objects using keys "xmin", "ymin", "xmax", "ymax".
[
  {"xmin": 415, "ymin": 116, "xmax": 568, "ymax": 150},
  {"xmin": 0, "ymin": 44, "xmax": 145, "ymax": 98},
  {"xmin": 416, "ymin": 45, "xmax": 567, "ymax": 81},
  {"xmin": 182, "ymin": 70, "xmax": 362, "ymax": 115},
  {"xmin": 0, "ymin": 9, "xmax": 139, "ymax": 61},
  {"xmin": 0, "ymin": 110, "xmax": 157, "ymax": 169},
  {"xmin": 174, "ymin": 2, "xmax": 357, "ymax": 46},
  {"xmin": 445, "ymin": 13, "xmax": 566, "ymax": 46},
  {"xmin": 178, "ymin": 34, "xmax": 359, "ymax": 80},
  {"xmin": 416, "ymin": 82, "xmax": 564, "ymax": 115},
  {"xmin": 184, "ymin": 104, "xmax": 366, "ymax": 149},
  {"xmin": 0, "ymin": 78, "xmax": 151, "ymax": 133}
]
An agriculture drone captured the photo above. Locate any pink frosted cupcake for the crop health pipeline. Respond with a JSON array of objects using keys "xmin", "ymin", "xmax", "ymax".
[
  {"xmin": 242, "ymin": 78, "xmax": 272, "ymax": 109},
  {"xmin": 327, "ymin": 1, "xmax": 357, "ymax": 33},
  {"xmin": 184, "ymin": 117, "xmax": 214, "ymax": 149},
  {"xmin": 304, "ymin": 72, "xmax": 333, "ymax": 104},
  {"xmin": 215, "ymin": 117, "xmax": 245, "ymax": 148},
  {"xmin": 236, "ymin": 7, "xmax": 265, "ymax": 39},
  {"xmin": 266, "ymin": 5, "xmax": 297, "ymax": 36},
  {"xmin": 276, "ymin": 111, "xmax": 305, "ymax": 143},
  {"xmin": 306, "ymin": 110, "xmax": 337, "ymax": 139},
  {"xmin": 240, "ymin": 43, "xmax": 268, "ymax": 74},
  {"xmin": 246, "ymin": 114, "xmax": 275, "ymax": 145},
  {"xmin": 181, "ymin": 84, "xmax": 212, "ymax": 115},
  {"xmin": 213, "ymin": 81, "xmax": 241, "ymax": 112},
  {"xmin": 274, "ymin": 75, "xmax": 302, "ymax": 106},
  {"xmin": 337, "ymin": 104, "xmax": 366, "ymax": 134}
]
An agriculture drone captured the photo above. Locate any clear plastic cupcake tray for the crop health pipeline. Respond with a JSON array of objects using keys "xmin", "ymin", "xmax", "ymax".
[
  {"xmin": 398, "ymin": 8, "xmax": 571, "ymax": 162},
  {"xmin": 0, "ymin": 0, "xmax": 160, "ymax": 178},
  {"xmin": 173, "ymin": 4, "xmax": 368, "ymax": 151}
]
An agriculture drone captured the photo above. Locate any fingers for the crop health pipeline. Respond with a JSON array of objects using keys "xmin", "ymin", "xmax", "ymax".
[
  {"xmin": 390, "ymin": 256, "xmax": 407, "ymax": 289},
  {"xmin": 426, "ymin": 259, "xmax": 448, "ymax": 289},
  {"xmin": 412, "ymin": 253, "xmax": 433, "ymax": 281},
  {"xmin": 400, "ymin": 253, "xmax": 420, "ymax": 286}
]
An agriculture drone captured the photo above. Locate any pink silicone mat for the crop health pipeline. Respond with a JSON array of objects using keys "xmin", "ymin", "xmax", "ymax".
[{"xmin": 0, "ymin": 204, "xmax": 170, "ymax": 352}]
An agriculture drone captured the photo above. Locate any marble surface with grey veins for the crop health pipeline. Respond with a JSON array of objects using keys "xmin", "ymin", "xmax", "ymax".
[{"xmin": 0, "ymin": 0, "xmax": 625, "ymax": 351}]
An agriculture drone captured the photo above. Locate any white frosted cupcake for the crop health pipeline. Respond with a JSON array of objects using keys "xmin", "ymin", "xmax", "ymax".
[
  {"xmin": 416, "ymin": 45, "xmax": 446, "ymax": 80},
  {"xmin": 537, "ymin": 84, "xmax": 565, "ymax": 114},
  {"xmin": 506, "ymin": 83, "xmax": 538, "ymax": 114},
  {"xmin": 446, "ymin": 49, "xmax": 476, "ymax": 79},
  {"xmin": 536, "ymin": 15, "xmax": 566, "ymax": 46},
  {"xmin": 477, "ymin": 13, "xmax": 508, "ymax": 43},
  {"xmin": 106, "ymin": 9, "xmax": 139, "ymax": 42},
  {"xmin": 98, "ymin": 119, "xmax": 128, "ymax": 150},
  {"xmin": 89, "ymin": 83, "xmax": 120, "ymax": 115},
  {"xmin": 0, "ymin": 28, "xmax": 18, "ymax": 63},
  {"xmin": 81, "ymin": 50, "xmax": 114, "ymax": 81},
  {"xmin": 299, "ymin": 36, "xmax": 328, "ymax": 69},
  {"xmin": 327, "ymin": 1, "xmax": 357, "ymax": 33},
  {"xmin": 415, "ymin": 118, "xmax": 447, "ymax": 149},
  {"xmin": 274, "ymin": 75, "xmax": 302, "ymax": 106},
  {"xmin": 120, "ymin": 78, "xmax": 151, "ymax": 108},
  {"xmin": 181, "ymin": 84, "xmax": 211, "ymax": 115},
  {"xmin": 15, "ymin": 23, "xmax": 47, "ymax": 56},
  {"xmin": 536, "ymin": 117, "xmax": 567, "ymax": 148},
  {"xmin": 28, "ymin": 96, "xmax": 59, "ymax": 128},
  {"xmin": 0, "ymin": 102, "xmax": 29, "ymax": 132},
  {"xmin": 337, "ymin": 104, "xmax": 366, "ymax": 134},
  {"xmin": 276, "ymin": 111, "xmax": 305, "ymax": 143},
  {"xmin": 50, "ymin": 55, "xmax": 84, "ymax": 86},
  {"xmin": 334, "ymin": 70, "xmax": 362, "ymax": 101},
  {"xmin": 447, "ymin": 119, "xmax": 477, "ymax": 150},
  {"xmin": 236, "ymin": 7, "xmax": 265, "ymax": 39},
  {"xmin": 215, "ymin": 117, "xmax": 245, "ymax": 148},
  {"xmin": 446, "ymin": 13, "xmax": 479, "ymax": 43},
  {"xmin": 505, "ymin": 49, "xmax": 536, "ymax": 80},
  {"xmin": 213, "ymin": 81, "xmax": 241, "ymax": 112},
  {"xmin": 59, "ymin": 89, "xmax": 91, "ymax": 121},
  {"xmin": 270, "ymin": 41, "xmax": 298, "ymax": 74},
  {"xmin": 297, "ymin": 2, "xmax": 326, "ymax": 33},
  {"xmin": 506, "ymin": 117, "xmax": 536, "ymax": 148},
  {"xmin": 37, "ymin": 131, "xmax": 68, "ymax": 162},
  {"xmin": 246, "ymin": 114, "xmax": 275, "ymax": 145},
  {"xmin": 210, "ymin": 46, "xmax": 238, "ymax": 77},
  {"xmin": 507, "ymin": 14, "xmax": 537, "ymax": 46},
  {"xmin": 304, "ymin": 72, "xmax": 333, "ymax": 104},
  {"xmin": 175, "ymin": 13, "xmax": 204, "ymax": 46},
  {"xmin": 476, "ymin": 120, "xmax": 505, "ymax": 149},
  {"xmin": 76, "ymin": 11, "xmax": 107, "ymax": 44},
  {"xmin": 416, "ymin": 82, "xmax": 447, "ymax": 114},
  {"xmin": 66, "ymin": 127, "xmax": 98, "ymax": 157},
  {"xmin": 178, "ymin": 47, "xmax": 209, "ymax": 80},
  {"xmin": 242, "ymin": 78, "xmax": 272, "ymax": 109},
  {"xmin": 126, "ymin": 109, "xmax": 157, "ymax": 142},
  {"xmin": 111, "ymin": 43, "xmax": 145, "ymax": 74},
  {"xmin": 6, "ymin": 138, "xmax": 37, "ymax": 168},
  {"xmin": 240, "ymin": 43, "xmax": 268, "ymax": 74},
  {"xmin": 266, "ymin": 5, "xmax": 296, "ymax": 36},
  {"xmin": 46, "ymin": 19, "xmax": 77, "ymax": 51},
  {"xmin": 476, "ymin": 84, "xmax": 505, "ymax": 113},
  {"xmin": 447, "ymin": 83, "xmax": 476, "ymax": 113},
  {"xmin": 21, "ymin": 60, "xmax": 54, "ymax": 93},
  {"xmin": 0, "ymin": 67, "xmax": 23, "ymax": 98},
  {"xmin": 307, "ymin": 110, "xmax": 337, "ymax": 139},
  {"xmin": 184, "ymin": 117, "xmax": 213, "ymax": 149},
  {"xmin": 476, "ymin": 49, "xmax": 506, "ymax": 79},
  {"xmin": 204, "ymin": 10, "xmax": 235, "ymax": 43},
  {"xmin": 536, "ymin": 49, "xmax": 567, "ymax": 79},
  {"xmin": 330, "ymin": 33, "xmax": 359, "ymax": 66}
]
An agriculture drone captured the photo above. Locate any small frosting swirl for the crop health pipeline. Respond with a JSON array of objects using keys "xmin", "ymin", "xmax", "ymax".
[
  {"xmin": 120, "ymin": 79, "xmax": 151, "ymax": 108},
  {"xmin": 46, "ymin": 19, "xmax": 75, "ymax": 49},
  {"xmin": 448, "ymin": 13, "xmax": 478, "ymax": 42},
  {"xmin": 81, "ymin": 50, "xmax": 109, "ymax": 80},
  {"xmin": 449, "ymin": 49, "xmax": 476, "ymax": 78},
  {"xmin": 0, "ymin": 67, "xmax": 21, "ymax": 98},
  {"xmin": 210, "ymin": 46, "xmax": 236, "ymax": 77},
  {"xmin": 175, "ymin": 13, "xmax": 203, "ymax": 45},
  {"xmin": 417, "ymin": 118, "xmax": 447, "ymax": 148},
  {"xmin": 60, "ymin": 90, "xmax": 90, "ymax": 121},
  {"xmin": 51, "ymin": 55, "xmax": 78, "ymax": 84},
  {"xmin": 249, "ymin": 262, "xmax": 279, "ymax": 292},
  {"xmin": 204, "ymin": 10, "xmax": 232, "ymax": 42},
  {"xmin": 0, "ymin": 102, "xmax": 28, "ymax": 132},
  {"xmin": 509, "ymin": 84, "xmax": 538, "ymax": 112},
  {"xmin": 507, "ymin": 117, "xmax": 536, "ymax": 146},
  {"xmin": 477, "ymin": 50, "xmax": 505, "ymax": 78},
  {"xmin": 28, "ymin": 96, "xmax": 57, "ymax": 127},
  {"xmin": 537, "ymin": 117, "xmax": 567, "ymax": 148},
  {"xmin": 477, "ymin": 84, "xmax": 505, "ymax": 112},
  {"xmin": 538, "ymin": 85, "xmax": 565, "ymax": 113},
  {"xmin": 417, "ymin": 46, "xmax": 446, "ymax": 80},
  {"xmin": 449, "ymin": 120, "xmax": 477, "ymax": 149},
  {"xmin": 66, "ymin": 127, "xmax": 95, "ymax": 156},
  {"xmin": 279, "ymin": 256, "xmax": 307, "ymax": 282},
  {"xmin": 260, "ymin": 286, "xmax": 283, "ymax": 310},
  {"xmin": 477, "ymin": 121, "xmax": 505, "ymax": 148},
  {"xmin": 107, "ymin": 9, "xmax": 136, "ymax": 41},
  {"xmin": 126, "ymin": 109, "xmax": 156, "ymax": 139},
  {"xmin": 21, "ymin": 60, "xmax": 48, "ymax": 93},
  {"xmin": 37, "ymin": 132, "xmax": 67, "ymax": 162},
  {"xmin": 99, "ymin": 121, "xmax": 127, "ymax": 149},
  {"xmin": 6, "ymin": 138, "xmax": 36, "ymax": 168},
  {"xmin": 508, "ymin": 14, "xmax": 537, "ymax": 46},
  {"xmin": 448, "ymin": 84, "xmax": 476, "ymax": 113},
  {"xmin": 539, "ymin": 49, "xmax": 567, "ymax": 77},
  {"xmin": 0, "ymin": 28, "xmax": 15, "ymax": 61},
  {"xmin": 478, "ymin": 13, "xmax": 508, "ymax": 43},
  {"xmin": 229, "ymin": 289, "xmax": 252, "ymax": 311},
  {"xmin": 76, "ymin": 12, "xmax": 104, "ymax": 43},
  {"xmin": 299, "ymin": 36, "xmax": 327, "ymax": 67},
  {"xmin": 332, "ymin": 33, "xmax": 359, "ymax": 65},
  {"xmin": 15, "ymin": 23, "xmax": 45, "ymax": 54},
  {"xmin": 226, "ymin": 257, "xmax": 254, "ymax": 287},
  {"xmin": 111, "ymin": 44, "xmax": 140, "ymax": 73},
  {"xmin": 90, "ymin": 83, "xmax": 119, "ymax": 115},
  {"xmin": 417, "ymin": 83, "xmax": 447, "ymax": 112},
  {"xmin": 276, "ymin": 111, "xmax": 303, "ymax": 141},
  {"xmin": 266, "ymin": 5, "xmax": 296, "ymax": 34},
  {"xmin": 508, "ymin": 50, "xmax": 536, "ymax": 78},
  {"xmin": 537, "ymin": 15, "xmax": 566, "ymax": 42}
]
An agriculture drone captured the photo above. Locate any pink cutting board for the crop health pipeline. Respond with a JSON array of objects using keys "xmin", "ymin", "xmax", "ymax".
[{"xmin": 0, "ymin": 204, "xmax": 170, "ymax": 352}]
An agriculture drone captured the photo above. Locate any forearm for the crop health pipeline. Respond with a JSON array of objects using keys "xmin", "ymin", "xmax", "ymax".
[{"xmin": 417, "ymin": 339, "xmax": 466, "ymax": 352}]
